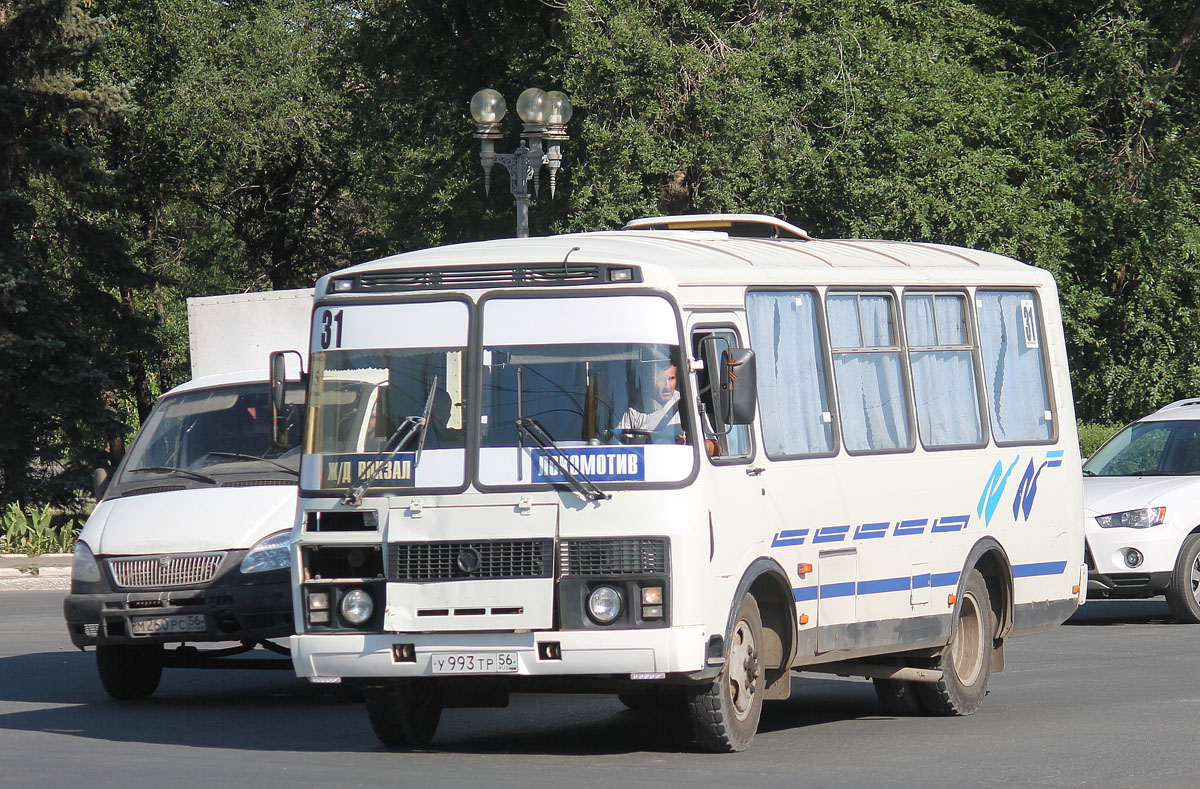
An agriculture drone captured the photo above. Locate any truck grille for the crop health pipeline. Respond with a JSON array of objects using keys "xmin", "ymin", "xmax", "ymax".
[
  {"xmin": 388, "ymin": 540, "xmax": 553, "ymax": 581},
  {"xmin": 559, "ymin": 538, "xmax": 668, "ymax": 576},
  {"xmin": 108, "ymin": 552, "xmax": 227, "ymax": 589}
]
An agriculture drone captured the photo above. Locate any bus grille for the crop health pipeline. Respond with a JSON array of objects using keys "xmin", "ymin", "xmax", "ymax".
[
  {"xmin": 388, "ymin": 540, "xmax": 554, "ymax": 581},
  {"xmin": 559, "ymin": 538, "xmax": 668, "ymax": 576},
  {"xmin": 331, "ymin": 263, "xmax": 641, "ymax": 293},
  {"xmin": 108, "ymin": 552, "xmax": 227, "ymax": 589}
]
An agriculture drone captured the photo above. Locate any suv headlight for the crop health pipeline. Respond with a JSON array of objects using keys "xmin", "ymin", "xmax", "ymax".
[
  {"xmin": 1095, "ymin": 507, "xmax": 1166, "ymax": 529},
  {"xmin": 241, "ymin": 530, "xmax": 291, "ymax": 573},
  {"xmin": 72, "ymin": 541, "xmax": 102, "ymax": 583}
]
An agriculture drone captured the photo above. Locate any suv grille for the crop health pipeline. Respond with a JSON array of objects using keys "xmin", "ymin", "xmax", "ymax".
[
  {"xmin": 388, "ymin": 540, "xmax": 553, "ymax": 581},
  {"xmin": 559, "ymin": 538, "xmax": 668, "ymax": 576},
  {"xmin": 108, "ymin": 552, "xmax": 227, "ymax": 589}
]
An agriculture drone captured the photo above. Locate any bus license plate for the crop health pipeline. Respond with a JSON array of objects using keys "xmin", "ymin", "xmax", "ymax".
[
  {"xmin": 430, "ymin": 652, "xmax": 518, "ymax": 674},
  {"xmin": 130, "ymin": 614, "xmax": 207, "ymax": 636}
]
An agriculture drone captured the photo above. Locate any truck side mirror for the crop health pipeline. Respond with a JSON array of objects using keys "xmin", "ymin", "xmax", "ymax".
[
  {"xmin": 269, "ymin": 350, "xmax": 305, "ymax": 449},
  {"xmin": 93, "ymin": 468, "xmax": 110, "ymax": 500},
  {"xmin": 719, "ymin": 348, "xmax": 757, "ymax": 426}
]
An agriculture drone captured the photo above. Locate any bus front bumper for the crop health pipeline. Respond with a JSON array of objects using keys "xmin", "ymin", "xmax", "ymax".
[{"xmin": 291, "ymin": 626, "xmax": 709, "ymax": 680}]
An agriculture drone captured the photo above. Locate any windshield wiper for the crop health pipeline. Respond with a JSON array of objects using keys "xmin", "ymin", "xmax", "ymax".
[
  {"xmin": 127, "ymin": 466, "xmax": 219, "ymax": 485},
  {"xmin": 341, "ymin": 377, "xmax": 439, "ymax": 506},
  {"xmin": 515, "ymin": 417, "xmax": 610, "ymax": 503},
  {"xmin": 206, "ymin": 452, "xmax": 299, "ymax": 477}
]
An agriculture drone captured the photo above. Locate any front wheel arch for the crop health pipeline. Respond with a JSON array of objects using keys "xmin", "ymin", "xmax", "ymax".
[{"xmin": 723, "ymin": 557, "xmax": 796, "ymax": 672}]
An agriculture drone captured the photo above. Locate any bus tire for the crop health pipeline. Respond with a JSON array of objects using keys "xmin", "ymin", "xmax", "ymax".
[
  {"xmin": 96, "ymin": 644, "xmax": 164, "ymax": 700},
  {"xmin": 917, "ymin": 569, "xmax": 992, "ymax": 716},
  {"xmin": 872, "ymin": 678, "xmax": 926, "ymax": 715},
  {"xmin": 1166, "ymin": 533, "xmax": 1200, "ymax": 623},
  {"xmin": 686, "ymin": 594, "xmax": 764, "ymax": 752},
  {"xmin": 365, "ymin": 678, "xmax": 443, "ymax": 747}
]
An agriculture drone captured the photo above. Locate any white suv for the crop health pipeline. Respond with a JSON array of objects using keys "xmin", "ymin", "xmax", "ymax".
[{"xmin": 1084, "ymin": 398, "xmax": 1200, "ymax": 621}]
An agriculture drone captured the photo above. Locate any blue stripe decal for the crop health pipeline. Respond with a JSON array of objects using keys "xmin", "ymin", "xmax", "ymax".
[
  {"xmin": 793, "ymin": 586, "xmax": 818, "ymax": 602},
  {"xmin": 912, "ymin": 573, "xmax": 931, "ymax": 589},
  {"xmin": 1012, "ymin": 560, "xmax": 1068, "ymax": 578},
  {"xmin": 931, "ymin": 571, "xmax": 960, "ymax": 588},
  {"xmin": 857, "ymin": 576, "xmax": 911, "ymax": 594},
  {"xmin": 820, "ymin": 582, "xmax": 856, "ymax": 598}
]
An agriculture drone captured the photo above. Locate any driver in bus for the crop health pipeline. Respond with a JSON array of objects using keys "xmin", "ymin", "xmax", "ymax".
[{"xmin": 616, "ymin": 360, "xmax": 684, "ymax": 443}]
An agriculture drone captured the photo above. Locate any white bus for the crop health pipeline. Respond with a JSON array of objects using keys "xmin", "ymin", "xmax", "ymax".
[{"xmin": 284, "ymin": 214, "xmax": 1085, "ymax": 752}]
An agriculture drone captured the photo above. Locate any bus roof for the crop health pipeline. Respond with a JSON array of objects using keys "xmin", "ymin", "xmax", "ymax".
[{"xmin": 318, "ymin": 215, "xmax": 1050, "ymax": 296}]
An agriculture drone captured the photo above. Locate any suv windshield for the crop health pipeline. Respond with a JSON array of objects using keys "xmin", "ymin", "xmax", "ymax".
[
  {"xmin": 1084, "ymin": 420, "xmax": 1200, "ymax": 476},
  {"xmin": 111, "ymin": 381, "xmax": 305, "ymax": 495}
]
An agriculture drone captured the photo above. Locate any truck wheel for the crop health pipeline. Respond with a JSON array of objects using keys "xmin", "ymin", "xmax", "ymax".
[
  {"xmin": 872, "ymin": 678, "xmax": 926, "ymax": 715},
  {"xmin": 95, "ymin": 644, "xmax": 164, "ymax": 700},
  {"xmin": 1166, "ymin": 533, "xmax": 1200, "ymax": 623},
  {"xmin": 364, "ymin": 679, "xmax": 443, "ymax": 748},
  {"xmin": 686, "ymin": 594, "xmax": 764, "ymax": 752},
  {"xmin": 917, "ymin": 569, "xmax": 993, "ymax": 716}
]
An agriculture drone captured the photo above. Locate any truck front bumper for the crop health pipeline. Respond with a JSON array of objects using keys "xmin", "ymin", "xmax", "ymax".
[{"xmin": 65, "ymin": 574, "xmax": 292, "ymax": 648}]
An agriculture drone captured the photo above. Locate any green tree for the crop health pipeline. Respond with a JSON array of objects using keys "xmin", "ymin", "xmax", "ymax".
[{"xmin": 0, "ymin": 0, "xmax": 157, "ymax": 506}]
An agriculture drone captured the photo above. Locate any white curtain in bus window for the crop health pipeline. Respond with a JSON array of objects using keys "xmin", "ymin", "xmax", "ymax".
[
  {"xmin": 745, "ymin": 291, "xmax": 834, "ymax": 457},
  {"xmin": 827, "ymin": 293, "xmax": 911, "ymax": 452},
  {"xmin": 976, "ymin": 290, "xmax": 1054, "ymax": 442},
  {"xmin": 903, "ymin": 294, "xmax": 984, "ymax": 447}
]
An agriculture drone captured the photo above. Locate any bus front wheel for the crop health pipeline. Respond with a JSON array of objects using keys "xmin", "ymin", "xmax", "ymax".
[
  {"xmin": 365, "ymin": 678, "xmax": 443, "ymax": 748},
  {"xmin": 687, "ymin": 594, "xmax": 764, "ymax": 752},
  {"xmin": 917, "ymin": 568, "xmax": 993, "ymax": 715}
]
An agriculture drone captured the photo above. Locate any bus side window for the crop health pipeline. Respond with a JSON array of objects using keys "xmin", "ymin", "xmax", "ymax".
[
  {"xmin": 975, "ymin": 290, "xmax": 1055, "ymax": 443},
  {"xmin": 692, "ymin": 329, "xmax": 752, "ymax": 461}
]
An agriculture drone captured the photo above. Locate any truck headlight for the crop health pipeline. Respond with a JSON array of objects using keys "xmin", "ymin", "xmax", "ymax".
[
  {"xmin": 72, "ymin": 541, "xmax": 102, "ymax": 583},
  {"xmin": 241, "ymin": 529, "xmax": 291, "ymax": 573},
  {"xmin": 1095, "ymin": 507, "xmax": 1166, "ymax": 529}
]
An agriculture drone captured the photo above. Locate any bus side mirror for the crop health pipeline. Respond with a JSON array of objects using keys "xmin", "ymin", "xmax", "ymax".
[
  {"xmin": 718, "ymin": 348, "xmax": 756, "ymax": 426},
  {"xmin": 269, "ymin": 350, "xmax": 305, "ymax": 449}
]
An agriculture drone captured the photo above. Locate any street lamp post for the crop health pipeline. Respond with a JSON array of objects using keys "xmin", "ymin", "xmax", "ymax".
[{"xmin": 470, "ymin": 87, "xmax": 572, "ymax": 238}]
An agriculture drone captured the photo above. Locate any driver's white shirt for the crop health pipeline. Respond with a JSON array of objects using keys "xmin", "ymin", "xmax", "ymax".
[{"xmin": 617, "ymin": 391, "xmax": 681, "ymax": 431}]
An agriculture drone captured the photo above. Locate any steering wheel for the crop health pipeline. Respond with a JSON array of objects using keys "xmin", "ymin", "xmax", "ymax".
[{"xmin": 617, "ymin": 428, "xmax": 653, "ymax": 445}]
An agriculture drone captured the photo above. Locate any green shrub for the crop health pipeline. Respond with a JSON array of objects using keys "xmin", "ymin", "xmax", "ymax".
[
  {"xmin": 1078, "ymin": 422, "xmax": 1124, "ymax": 460},
  {"xmin": 0, "ymin": 502, "xmax": 81, "ymax": 555}
]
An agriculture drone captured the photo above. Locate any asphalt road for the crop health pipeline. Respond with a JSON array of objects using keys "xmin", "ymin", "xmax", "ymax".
[{"xmin": 1, "ymin": 591, "xmax": 1197, "ymax": 788}]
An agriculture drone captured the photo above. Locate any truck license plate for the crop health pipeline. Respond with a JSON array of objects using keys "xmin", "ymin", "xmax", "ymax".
[
  {"xmin": 430, "ymin": 652, "xmax": 518, "ymax": 674},
  {"xmin": 130, "ymin": 614, "xmax": 207, "ymax": 636}
]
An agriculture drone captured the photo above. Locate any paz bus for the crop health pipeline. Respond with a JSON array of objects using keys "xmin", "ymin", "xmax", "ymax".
[{"xmin": 278, "ymin": 214, "xmax": 1085, "ymax": 752}]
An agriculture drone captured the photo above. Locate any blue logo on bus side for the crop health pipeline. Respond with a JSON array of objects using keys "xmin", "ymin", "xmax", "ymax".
[
  {"xmin": 531, "ymin": 447, "xmax": 645, "ymax": 483},
  {"xmin": 977, "ymin": 450, "xmax": 1064, "ymax": 526}
]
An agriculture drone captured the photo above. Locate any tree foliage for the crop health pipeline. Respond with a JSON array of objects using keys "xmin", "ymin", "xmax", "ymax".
[{"xmin": 4, "ymin": 0, "xmax": 1200, "ymax": 507}]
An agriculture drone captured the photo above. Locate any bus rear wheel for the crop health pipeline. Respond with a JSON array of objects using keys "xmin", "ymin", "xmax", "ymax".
[
  {"xmin": 686, "ymin": 594, "xmax": 764, "ymax": 752},
  {"xmin": 917, "ymin": 569, "xmax": 993, "ymax": 716},
  {"xmin": 365, "ymin": 678, "xmax": 443, "ymax": 748}
]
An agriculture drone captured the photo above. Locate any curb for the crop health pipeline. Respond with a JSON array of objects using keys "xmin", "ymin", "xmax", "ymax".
[{"xmin": 0, "ymin": 566, "xmax": 72, "ymax": 578}]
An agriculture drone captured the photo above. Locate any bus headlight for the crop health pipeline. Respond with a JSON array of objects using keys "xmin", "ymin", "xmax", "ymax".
[
  {"xmin": 340, "ymin": 588, "xmax": 374, "ymax": 625},
  {"xmin": 241, "ymin": 529, "xmax": 291, "ymax": 573},
  {"xmin": 587, "ymin": 586, "xmax": 623, "ymax": 624}
]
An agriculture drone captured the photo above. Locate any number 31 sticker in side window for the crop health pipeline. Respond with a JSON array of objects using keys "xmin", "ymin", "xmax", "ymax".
[
  {"xmin": 1020, "ymin": 300, "xmax": 1039, "ymax": 350},
  {"xmin": 320, "ymin": 309, "xmax": 344, "ymax": 349}
]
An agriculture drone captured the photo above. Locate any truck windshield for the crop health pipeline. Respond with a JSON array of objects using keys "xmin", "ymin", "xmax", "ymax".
[{"xmin": 112, "ymin": 381, "xmax": 305, "ymax": 494}]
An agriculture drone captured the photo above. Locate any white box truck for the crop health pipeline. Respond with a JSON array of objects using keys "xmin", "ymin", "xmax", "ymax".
[{"xmin": 64, "ymin": 289, "xmax": 311, "ymax": 699}]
